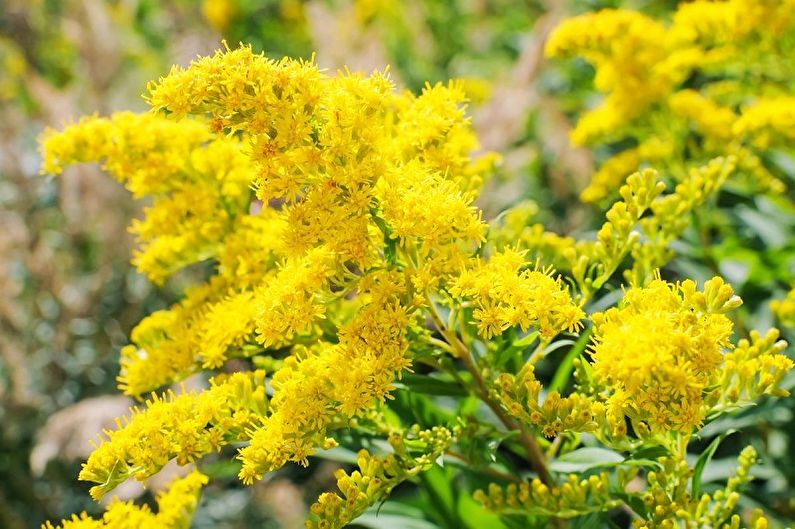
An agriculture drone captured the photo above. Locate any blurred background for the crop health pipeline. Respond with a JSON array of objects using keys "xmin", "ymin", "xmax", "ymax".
[{"xmin": 2, "ymin": 1, "xmax": 793, "ymax": 528}]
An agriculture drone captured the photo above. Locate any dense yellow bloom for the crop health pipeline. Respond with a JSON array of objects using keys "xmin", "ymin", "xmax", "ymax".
[
  {"xmin": 669, "ymin": 90, "xmax": 735, "ymax": 142},
  {"xmin": 40, "ymin": 113, "xmax": 211, "ymax": 198},
  {"xmin": 590, "ymin": 277, "xmax": 740, "ymax": 433},
  {"xmin": 37, "ymin": 38, "xmax": 795, "ymax": 529},
  {"xmin": 81, "ymin": 371, "xmax": 267, "ymax": 499},
  {"xmin": 254, "ymin": 247, "xmax": 336, "ymax": 348},
  {"xmin": 377, "ymin": 160, "xmax": 485, "ymax": 249},
  {"xmin": 670, "ymin": 0, "xmax": 795, "ymax": 43},
  {"xmin": 147, "ymin": 45, "xmax": 486, "ymax": 273},
  {"xmin": 733, "ymin": 97, "xmax": 795, "ymax": 150},
  {"xmin": 40, "ymin": 113, "xmax": 254, "ymax": 283},
  {"xmin": 545, "ymin": 9, "xmax": 690, "ymax": 146},
  {"xmin": 450, "ymin": 249, "xmax": 583, "ymax": 341},
  {"xmin": 239, "ymin": 278, "xmax": 413, "ymax": 483}
]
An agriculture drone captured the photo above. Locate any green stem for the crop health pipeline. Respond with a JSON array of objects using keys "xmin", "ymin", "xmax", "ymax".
[{"xmin": 425, "ymin": 292, "xmax": 554, "ymax": 486}]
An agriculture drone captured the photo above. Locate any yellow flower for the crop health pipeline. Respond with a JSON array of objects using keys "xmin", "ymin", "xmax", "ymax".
[
  {"xmin": 81, "ymin": 372, "xmax": 267, "ymax": 499},
  {"xmin": 589, "ymin": 277, "xmax": 740, "ymax": 433},
  {"xmin": 451, "ymin": 249, "xmax": 584, "ymax": 340}
]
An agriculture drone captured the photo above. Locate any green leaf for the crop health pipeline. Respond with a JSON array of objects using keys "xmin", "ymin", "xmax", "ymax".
[
  {"xmin": 395, "ymin": 374, "xmax": 469, "ymax": 397},
  {"xmin": 550, "ymin": 327, "xmax": 592, "ymax": 393},
  {"xmin": 419, "ymin": 466, "xmax": 460, "ymax": 528},
  {"xmin": 692, "ymin": 429, "xmax": 736, "ymax": 499},
  {"xmin": 613, "ymin": 492, "xmax": 648, "ymax": 518},
  {"xmin": 355, "ymin": 503, "xmax": 441, "ymax": 529},
  {"xmin": 549, "ymin": 447, "xmax": 624, "ymax": 473},
  {"xmin": 457, "ymin": 492, "xmax": 508, "ymax": 529},
  {"xmin": 197, "ymin": 459, "xmax": 241, "ymax": 479},
  {"xmin": 629, "ymin": 445, "xmax": 669, "ymax": 461},
  {"xmin": 311, "ymin": 446, "xmax": 360, "ymax": 464},
  {"xmin": 513, "ymin": 331, "xmax": 540, "ymax": 348}
]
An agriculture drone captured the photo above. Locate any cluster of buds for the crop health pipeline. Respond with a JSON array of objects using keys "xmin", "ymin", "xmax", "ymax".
[
  {"xmin": 306, "ymin": 426, "xmax": 456, "ymax": 529},
  {"xmin": 569, "ymin": 169, "xmax": 664, "ymax": 299},
  {"xmin": 634, "ymin": 447, "xmax": 768, "ymax": 529},
  {"xmin": 474, "ymin": 472, "xmax": 618, "ymax": 518},
  {"xmin": 496, "ymin": 365, "xmax": 601, "ymax": 438}
]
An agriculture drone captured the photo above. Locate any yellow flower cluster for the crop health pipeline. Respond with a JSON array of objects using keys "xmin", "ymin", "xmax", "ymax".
[
  {"xmin": 771, "ymin": 286, "xmax": 795, "ymax": 328},
  {"xmin": 589, "ymin": 277, "xmax": 741, "ymax": 434},
  {"xmin": 37, "ymin": 39, "xmax": 795, "ymax": 529},
  {"xmin": 39, "ymin": 113, "xmax": 255, "ymax": 284},
  {"xmin": 81, "ymin": 371, "xmax": 267, "ymax": 500},
  {"xmin": 238, "ymin": 277, "xmax": 413, "ymax": 483},
  {"xmin": 734, "ymin": 97, "xmax": 795, "ymax": 150},
  {"xmin": 147, "ymin": 45, "xmax": 486, "ymax": 272},
  {"xmin": 450, "ymin": 249, "xmax": 584, "ymax": 341},
  {"xmin": 307, "ymin": 426, "xmax": 455, "ymax": 529},
  {"xmin": 547, "ymin": 1, "xmax": 795, "ymax": 203},
  {"xmin": 43, "ymin": 470, "xmax": 208, "ymax": 529},
  {"xmin": 118, "ymin": 213, "xmax": 285, "ymax": 395},
  {"xmin": 474, "ymin": 472, "xmax": 619, "ymax": 518}
]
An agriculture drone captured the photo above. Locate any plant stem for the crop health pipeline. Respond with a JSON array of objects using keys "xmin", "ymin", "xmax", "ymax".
[{"xmin": 425, "ymin": 293, "xmax": 554, "ymax": 485}]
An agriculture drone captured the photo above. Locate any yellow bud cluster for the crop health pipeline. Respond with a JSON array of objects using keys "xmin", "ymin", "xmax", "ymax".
[
  {"xmin": 570, "ymin": 169, "xmax": 665, "ymax": 299},
  {"xmin": 496, "ymin": 366, "xmax": 601, "ymax": 438},
  {"xmin": 81, "ymin": 371, "xmax": 267, "ymax": 500},
  {"xmin": 581, "ymin": 137, "xmax": 675, "ymax": 204},
  {"xmin": 634, "ymin": 447, "xmax": 768, "ymax": 529},
  {"xmin": 474, "ymin": 472, "xmax": 618, "ymax": 518},
  {"xmin": 716, "ymin": 329, "xmax": 793, "ymax": 408},
  {"xmin": 628, "ymin": 156, "xmax": 736, "ymax": 284},
  {"xmin": 44, "ymin": 471, "xmax": 207, "ymax": 529},
  {"xmin": 450, "ymin": 249, "xmax": 584, "ymax": 340},
  {"xmin": 771, "ymin": 285, "xmax": 795, "ymax": 328},
  {"xmin": 306, "ymin": 426, "xmax": 455, "ymax": 529}
]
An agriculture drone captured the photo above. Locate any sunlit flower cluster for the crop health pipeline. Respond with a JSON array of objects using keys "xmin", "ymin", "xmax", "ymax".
[{"xmin": 38, "ymin": 33, "xmax": 794, "ymax": 529}]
